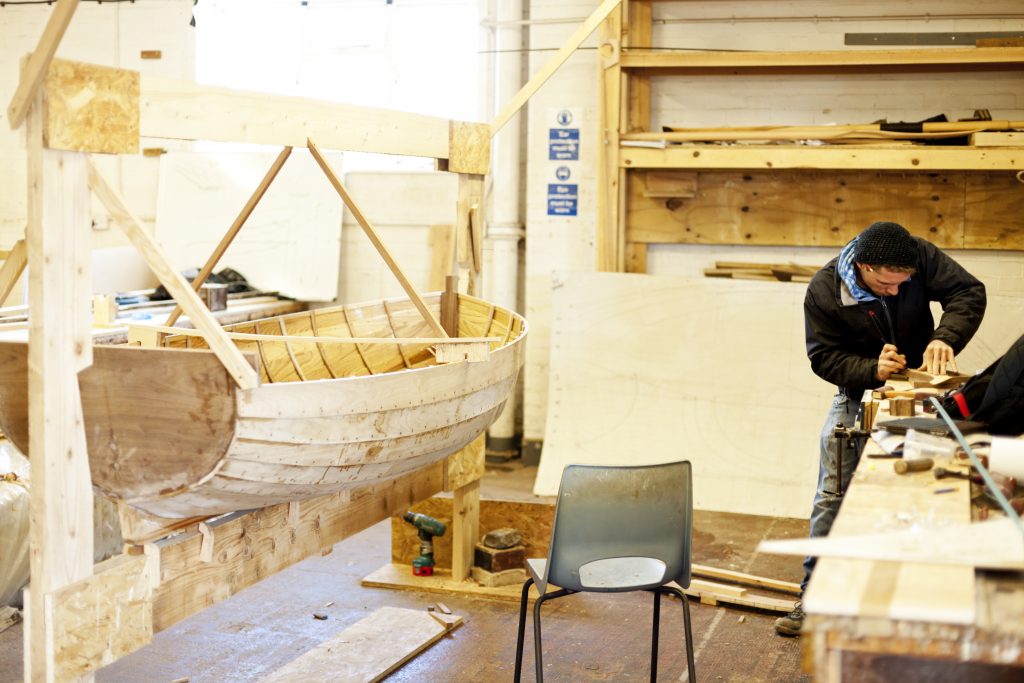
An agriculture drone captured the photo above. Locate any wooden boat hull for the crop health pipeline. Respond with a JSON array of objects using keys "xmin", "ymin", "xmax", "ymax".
[{"xmin": 0, "ymin": 293, "xmax": 525, "ymax": 520}]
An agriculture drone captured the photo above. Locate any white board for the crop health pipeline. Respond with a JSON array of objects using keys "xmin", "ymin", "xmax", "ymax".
[
  {"xmin": 156, "ymin": 149, "xmax": 344, "ymax": 301},
  {"xmin": 535, "ymin": 271, "xmax": 835, "ymax": 517}
]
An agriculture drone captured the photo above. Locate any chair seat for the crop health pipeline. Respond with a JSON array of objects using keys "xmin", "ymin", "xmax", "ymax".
[{"xmin": 528, "ymin": 556, "xmax": 669, "ymax": 592}]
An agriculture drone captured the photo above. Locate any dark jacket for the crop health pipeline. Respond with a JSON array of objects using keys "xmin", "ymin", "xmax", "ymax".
[{"xmin": 804, "ymin": 238, "xmax": 986, "ymax": 396}]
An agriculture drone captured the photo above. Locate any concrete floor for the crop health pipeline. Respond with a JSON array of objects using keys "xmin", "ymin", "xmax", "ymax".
[{"xmin": 0, "ymin": 463, "xmax": 810, "ymax": 682}]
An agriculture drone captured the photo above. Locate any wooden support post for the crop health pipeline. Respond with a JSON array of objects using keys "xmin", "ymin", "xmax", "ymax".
[
  {"xmin": 446, "ymin": 435, "xmax": 485, "ymax": 582},
  {"xmin": 596, "ymin": 3, "xmax": 625, "ymax": 272},
  {"xmin": 25, "ymin": 92, "xmax": 95, "ymax": 683},
  {"xmin": 456, "ymin": 173, "xmax": 484, "ymax": 297},
  {"xmin": 165, "ymin": 146, "xmax": 292, "ymax": 326}
]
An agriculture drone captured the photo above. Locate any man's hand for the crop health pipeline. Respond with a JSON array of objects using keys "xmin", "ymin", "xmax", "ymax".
[
  {"xmin": 876, "ymin": 343, "xmax": 907, "ymax": 381},
  {"xmin": 920, "ymin": 339, "xmax": 957, "ymax": 375}
]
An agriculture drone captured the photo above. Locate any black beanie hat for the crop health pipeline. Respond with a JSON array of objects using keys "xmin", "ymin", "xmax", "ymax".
[{"xmin": 854, "ymin": 221, "xmax": 918, "ymax": 268}]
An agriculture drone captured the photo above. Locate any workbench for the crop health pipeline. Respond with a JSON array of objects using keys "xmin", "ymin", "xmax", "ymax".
[{"xmin": 802, "ymin": 391, "xmax": 1024, "ymax": 681}]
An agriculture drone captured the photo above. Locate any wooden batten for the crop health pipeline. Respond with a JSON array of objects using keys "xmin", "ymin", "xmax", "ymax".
[
  {"xmin": 0, "ymin": 238, "xmax": 28, "ymax": 306},
  {"xmin": 448, "ymin": 121, "xmax": 491, "ymax": 175},
  {"xmin": 43, "ymin": 58, "xmax": 139, "ymax": 154},
  {"xmin": 5, "ymin": 0, "xmax": 80, "ymax": 130}
]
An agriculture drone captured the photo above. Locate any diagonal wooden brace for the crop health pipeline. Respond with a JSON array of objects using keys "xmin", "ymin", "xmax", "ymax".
[{"xmin": 87, "ymin": 162, "xmax": 259, "ymax": 390}]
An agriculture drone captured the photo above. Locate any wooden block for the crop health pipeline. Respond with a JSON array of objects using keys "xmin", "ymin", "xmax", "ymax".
[
  {"xmin": 44, "ymin": 58, "xmax": 139, "ymax": 154},
  {"xmin": 643, "ymin": 170, "xmax": 697, "ymax": 198},
  {"xmin": 259, "ymin": 606, "xmax": 462, "ymax": 683},
  {"xmin": 969, "ymin": 132, "xmax": 1024, "ymax": 147},
  {"xmin": 92, "ymin": 294, "xmax": 118, "ymax": 326},
  {"xmin": 139, "ymin": 50, "xmax": 162, "ymax": 60},
  {"xmin": 447, "ymin": 121, "xmax": 490, "ymax": 175},
  {"xmin": 471, "ymin": 566, "xmax": 526, "ymax": 588},
  {"xmin": 473, "ymin": 543, "xmax": 525, "ymax": 572},
  {"xmin": 888, "ymin": 397, "xmax": 916, "ymax": 417}
]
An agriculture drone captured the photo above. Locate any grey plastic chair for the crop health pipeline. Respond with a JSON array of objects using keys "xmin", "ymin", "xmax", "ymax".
[{"xmin": 513, "ymin": 461, "xmax": 696, "ymax": 682}]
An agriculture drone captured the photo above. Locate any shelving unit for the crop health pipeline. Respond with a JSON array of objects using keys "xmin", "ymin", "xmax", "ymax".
[{"xmin": 596, "ymin": 1, "xmax": 1024, "ymax": 272}]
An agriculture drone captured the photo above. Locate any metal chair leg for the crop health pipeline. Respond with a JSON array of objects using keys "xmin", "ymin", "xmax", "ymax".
[
  {"xmin": 664, "ymin": 586, "xmax": 696, "ymax": 682},
  {"xmin": 513, "ymin": 578, "xmax": 535, "ymax": 683},
  {"xmin": 651, "ymin": 590, "xmax": 662, "ymax": 682},
  {"xmin": 532, "ymin": 588, "xmax": 572, "ymax": 683}
]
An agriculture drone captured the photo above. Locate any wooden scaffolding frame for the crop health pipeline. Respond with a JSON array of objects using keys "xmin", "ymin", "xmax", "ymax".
[{"xmin": 6, "ymin": 1, "xmax": 498, "ymax": 680}]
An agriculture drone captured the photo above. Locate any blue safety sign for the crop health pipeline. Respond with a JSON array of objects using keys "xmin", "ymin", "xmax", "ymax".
[
  {"xmin": 555, "ymin": 166, "xmax": 571, "ymax": 181},
  {"xmin": 547, "ymin": 183, "xmax": 578, "ymax": 216},
  {"xmin": 548, "ymin": 128, "xmax": 579, "ymax": 161}
]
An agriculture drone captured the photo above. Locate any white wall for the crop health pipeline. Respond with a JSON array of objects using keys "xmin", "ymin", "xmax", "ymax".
[{"xmin": 523, "ymin": 1, "xmax": 1024, "ymax": 507}]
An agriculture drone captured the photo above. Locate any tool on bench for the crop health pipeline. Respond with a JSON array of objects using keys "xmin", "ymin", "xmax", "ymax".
[
  {"xmin": 894, "ymin": 457, "xmax": 933, "ymax": 474},
  {"xmin": 933, "ymin": 466, "xmax": 976, "ymax": 482},
  {"xmin": 833, "ymin": 425, "xmax": 870, "ymax": 495},
  {"xmin": 402, "ymin": 512, "xmax": 446, "ymax": 576}
]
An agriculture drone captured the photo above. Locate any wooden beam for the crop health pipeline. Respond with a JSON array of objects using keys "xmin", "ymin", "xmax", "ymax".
[
  {"xmin": 620, "ymin": 145, "xmax": 1024, "ymax": 171},
  {"xmin": 6, "ymin": 0, "xmax": 80, "ymax": 130},
  {"xmin": 25, "ymin": 92, "xmax": 95, "ymax": 683},
  {"xmin": 624, "ymin": 0, "xmax": 652, "ymax": 132},
  {"xmin": 165, "ymin": 146, "xmax": 292, "ymax": 326},
  {"xmin": 491, "ymin": 0, "xmax": 622, "ymax": 136},
  {"xmin": 140, "ymin": 75, "xmax": 453, "ymax": 159},
  {"xmin": 153, "ymin": 461, "xmax": 446, "ymax": 631},
  {"xmin": 87, "ymin": 163, "xmax": 259, "ymax": 390},
  {"xmin": 306, "ymin": 138, "xmax": 447, "ymax": 338},
  {"xmin": 618, "ymin": 46, "xmax": 1024, "ymax": 70},
  {"xmin": 0, "ymin": 239, "xmax": 28, "ymax": 307},
  {"xmin": 133, "ymin": 324, "xmax": 499, "ymax": 346}
]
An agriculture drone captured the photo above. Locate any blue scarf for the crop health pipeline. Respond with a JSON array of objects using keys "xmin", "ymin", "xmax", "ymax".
[{"xmin": 837, "ymin": 238, "xmax": 876, "ymax": 302}]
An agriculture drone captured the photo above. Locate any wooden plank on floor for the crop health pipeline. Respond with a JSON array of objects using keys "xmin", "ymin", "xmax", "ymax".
[
  {"xmin": 363, "ymin": 562, "xmax": 537, "ymax": 602},
  {"xmin": 258, "ymin": 606, "xmax": 462, "ymax": 683}
]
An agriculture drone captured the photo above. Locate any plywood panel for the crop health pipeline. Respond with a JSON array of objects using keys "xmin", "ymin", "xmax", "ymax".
[
  {"xmin": 534, "ymin": 272, "xmax": 835, "ymax": 517},
  {"xmin": 626, "ymin": 170, "xmax": 965, "ymax": 248},
  {"xmin": 964, "ymin": 172, "xmax": 1024, "ymax": 249},
  {"xmin": 155, "ymin": 149, "xmax": 344, "ymax": 301}
]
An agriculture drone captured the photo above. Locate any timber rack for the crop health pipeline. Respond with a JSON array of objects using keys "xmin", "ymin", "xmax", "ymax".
[{"xmin": 595, "ymin": 1, "xmax": 1024, "ymax": 273}]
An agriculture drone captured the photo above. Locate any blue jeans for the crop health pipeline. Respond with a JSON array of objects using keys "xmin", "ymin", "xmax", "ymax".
[{"xmin": 800, "ymin": 392, "xmax": 865, "ymax": 593}]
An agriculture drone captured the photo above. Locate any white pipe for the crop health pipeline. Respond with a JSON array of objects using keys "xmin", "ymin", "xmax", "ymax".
[{"xmin": 483, "ymin": 0, "xmax": 524, "ymax": 451}]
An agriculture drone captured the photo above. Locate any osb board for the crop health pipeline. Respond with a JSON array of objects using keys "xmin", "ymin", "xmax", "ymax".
[
  {"xmin": 155, "ymin": 149, "xmax": 344, "ymax": 302},
  {"xmin": 447, "ymin": 120, "xmax": 490, "ymax": 175},
  {"xmin": 443, "ymin": 435, "xmax": 485, "ymax": 491},
  {"xmin": 534, "ymin": 271, "xmax": 835, "ymax": 516},
  {"xmin": 963, "ymin": 172, "xmax": 1024, "ymax": 249},
  {"xmin": 260, "ymin": 606, "xmax": 461, "ymax": 683},
  {"xmin": 44, "ymin": 58, "xmax": 139, "ymax": 154},
  {"xmin": 50, "ymin": 553, "xmax": 155, "ymax": 682},
  {"xmin": 624, "ymin": 170, "xmax": 1024, "ymax": 248},
  {"xmin": 392, "ymin": 498, "xmax": 554, "ymax": 570}
]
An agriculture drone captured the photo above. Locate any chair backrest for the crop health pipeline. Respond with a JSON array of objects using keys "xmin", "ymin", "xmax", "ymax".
[{"xmin": 542, "ymin": 460, "xmax": 692, "ymax": 593}]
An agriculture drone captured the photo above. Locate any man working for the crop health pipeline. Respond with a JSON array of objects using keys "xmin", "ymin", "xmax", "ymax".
[{"xmin": 774, "ymin": 220, "xmax": 986, "ymax": 637}]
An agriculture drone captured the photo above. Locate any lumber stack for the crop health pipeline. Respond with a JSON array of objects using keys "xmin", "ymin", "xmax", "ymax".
[{"xmin": 704, "ymin": 261, "xmax": 819, "ymax": 283}]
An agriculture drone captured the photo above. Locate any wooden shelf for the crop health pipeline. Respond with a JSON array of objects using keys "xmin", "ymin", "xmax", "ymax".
[
  {"xmin": 620, "ymin": 144, "xmax": 1024, "ymax": 171},
  {"xmin": 618, "ymin": 46, "xmax": 1024, "ymax": 72}
]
